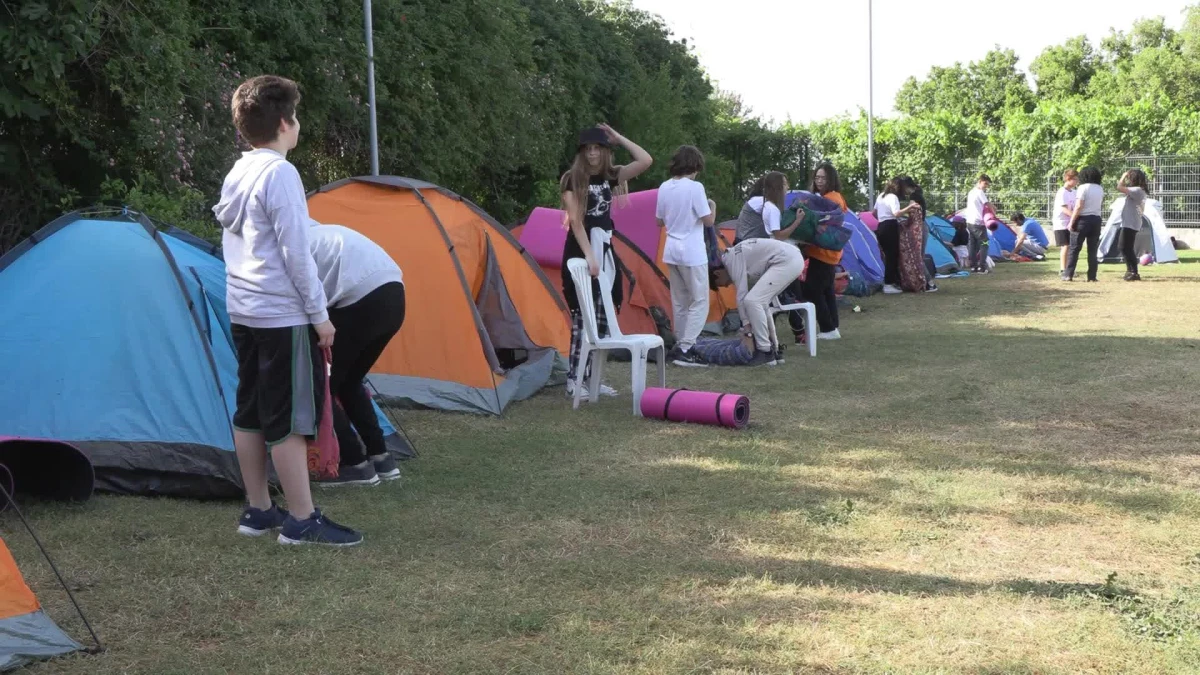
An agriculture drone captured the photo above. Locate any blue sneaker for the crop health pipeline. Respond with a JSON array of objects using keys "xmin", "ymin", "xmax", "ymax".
[
  {"xmin": 277, "ymin": 509, "xmax": 363, "ymax": 547},
  {"xmin": 237, "ymin": 503, "xmax": 289, "ymax": 537}
]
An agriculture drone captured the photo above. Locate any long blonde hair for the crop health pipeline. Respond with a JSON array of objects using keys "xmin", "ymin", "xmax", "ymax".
[{"xmin": 560, "ymin": 146, "xmax": 627, "ymax": 224}]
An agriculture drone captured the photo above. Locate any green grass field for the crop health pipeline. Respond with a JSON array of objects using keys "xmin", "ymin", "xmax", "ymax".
[{"xmin": 10, "ymin": 253, "xmax": 1200, "ymax": 674}]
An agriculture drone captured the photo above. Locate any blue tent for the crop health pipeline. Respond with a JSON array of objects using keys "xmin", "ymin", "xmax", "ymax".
[
  {"xmin": 926, "ymin": 215, "xmax": 957, "ymax": 246},
  {"xmin": 988, "ymin": 223, "xmax": 1018, "ymax": 260},
  {"xmin": 840, "ymin": 211, "xmax": 884, "ymax": 286},
  {"xmin": 925, "ymin": 228, "xmax": 960, "ymax": 273},
  {"xmin": 0, "ymin": 211, "xmax": 409, "ymax": 498}
]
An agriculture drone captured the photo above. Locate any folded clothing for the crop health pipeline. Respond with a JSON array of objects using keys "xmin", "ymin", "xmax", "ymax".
[{"xmin": 691, "ymin": 336, "xmax": 757, "ymax": 366}]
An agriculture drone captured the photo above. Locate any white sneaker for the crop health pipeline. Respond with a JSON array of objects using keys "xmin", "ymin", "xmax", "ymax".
[
  {"xmin": 817, "ymin": 329, "xmax": 841, "ymax": 340},
  {"xmin": 565, "ymin": 380, "xmax": 619, "ymax": 398},
  {"xmin": 883, "ymin": 284, "xmax": 903, "ymax": 294}
]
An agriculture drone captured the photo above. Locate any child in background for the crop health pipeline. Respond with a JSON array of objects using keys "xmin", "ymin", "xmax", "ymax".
[
  {"xmin": 656, "ymin": 145, "xmax": 716, "ymax": 367},
  {"xmin": 213, "ymin": 75, "xmax": 361, "ymax": 546},
  {"xmin": 950, "ymin": 215, "xmax": 970, "ymax": 269},
  {"xmin": 1116, "ymin": 169, "xmax": 1150, "ymax": 281},
  {"xmin": 1052, "ymin": 169, "xmax": 1079, "ymax": 274}
]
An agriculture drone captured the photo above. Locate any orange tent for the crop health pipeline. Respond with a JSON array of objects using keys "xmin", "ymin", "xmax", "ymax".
[
  {"xmin": 308, "ymin": 177, "xmax": 570, "ymax": 414},
  {"xmin": 0, "ymin": 539, "xmax": 81, "ymax": 669}
]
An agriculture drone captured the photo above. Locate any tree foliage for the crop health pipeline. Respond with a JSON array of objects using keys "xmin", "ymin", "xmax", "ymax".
[
  {"xmin": 7, "ymin": 1, "xmax": 1200, "ymax": 249},
  {"xmin": 0, "ymin": 0, "xmax": 806, "ymax": 249}
]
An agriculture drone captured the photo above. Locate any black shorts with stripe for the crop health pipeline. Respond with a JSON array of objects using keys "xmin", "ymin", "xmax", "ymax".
[{"xmin": 231, "ymin": 324, "xmax": 324, "ymax": 446}]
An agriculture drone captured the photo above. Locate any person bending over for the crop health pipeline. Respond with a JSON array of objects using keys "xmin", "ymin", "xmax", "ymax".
[
  {"xmin": 307, "ymin": 221, "xmax": 405, "ymax": 487},
  {"xmin": 713, "ymin": 238, "xmax": 806, "ymax": 367}
]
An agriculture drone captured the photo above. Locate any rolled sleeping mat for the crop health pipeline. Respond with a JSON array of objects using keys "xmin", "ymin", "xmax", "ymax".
[{"xmin": 640, "ymin": 387, "xmax": 749, "ymax": 429}]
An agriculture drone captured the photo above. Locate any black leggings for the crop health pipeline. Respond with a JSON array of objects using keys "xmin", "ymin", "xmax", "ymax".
[
  {"xmin": 1120, "ymin": 227, "xmax": 1139, "ymax": 274},
  {"xmin": 800, "ymin": 258, "xmax": 838, "ymax": 333},
  {"xmin": 327, "ymin": 282, "xmax": 406, "ymax": 466},
  {"xmin": 876, "ymin": 219, "xmax": 901, "ymax": 285},
  {"xmin": 1066, "ymin": 215, "xmax": 1102, "ymax": 281}
]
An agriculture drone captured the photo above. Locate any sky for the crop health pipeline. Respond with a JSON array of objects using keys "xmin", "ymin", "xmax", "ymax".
[{"xmin": 629, "ymin": 0, "xmax": 1191, "ymax": 123}]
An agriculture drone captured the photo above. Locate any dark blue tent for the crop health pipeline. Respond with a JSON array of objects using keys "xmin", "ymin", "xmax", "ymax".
[
  {"xmin": 839, "ymin": 211, "xmax": 884, "ymax": 286},
  {"xmin": 0, "ymin": 211, "xmax": 410, "ymax": 498}
]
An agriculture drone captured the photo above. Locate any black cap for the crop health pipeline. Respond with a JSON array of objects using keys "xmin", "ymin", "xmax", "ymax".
[{"xmin": 578, "ymin": 127, "xmax": 610, "ymax": 148}]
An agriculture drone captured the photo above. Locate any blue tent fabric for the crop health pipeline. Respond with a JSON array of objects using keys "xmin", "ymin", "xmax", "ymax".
[
  {"xmin": 988, "ymin": 223, "xmax": 1018, "ymax": 259},
  {"xmin": 840, "ymin": 211, "xmax": 885, "ymax": 286},
  {"xmin": 925, "ymin": 229, "xmax": 959, "ymax": 273},
  {"xmin": 926, "ymin": 215, "xmax": 957, "ymax": 246},
  {"xmin": 0, "ymin": 213, "xmax": 242, "ymax": 497}
]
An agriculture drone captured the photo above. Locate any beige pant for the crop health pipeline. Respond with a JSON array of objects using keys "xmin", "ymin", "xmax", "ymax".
[
  {"xmin": 667, "ymin": 264, "xmax": 710, "ymax": 351},
  {"xmin": 743, "ymin": 257, "xmax": 806, "ymax": 352}
]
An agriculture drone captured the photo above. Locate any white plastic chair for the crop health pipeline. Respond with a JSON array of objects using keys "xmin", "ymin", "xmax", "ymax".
[
  {"xmin": 770, "ymin": 297, "xmax": 817, "ymax": 357},
  {"xmin": 566, "ymin": 230, "xmax": 666, "ymax": 416}
]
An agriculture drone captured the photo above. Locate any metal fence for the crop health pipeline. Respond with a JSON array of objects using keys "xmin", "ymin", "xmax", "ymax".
[{"xmin": 922, "ymin": 155, "xmax": 1200, "ymax": 228}]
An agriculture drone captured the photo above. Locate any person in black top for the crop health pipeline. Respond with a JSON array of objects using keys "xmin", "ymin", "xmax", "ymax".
[
  {"xmin": 949, "ymin": 215, "xmax": 970, "ymax": 269},
  {"xmin": 561, "ymin": 125, "xmax": 653, "ymax": 397}
]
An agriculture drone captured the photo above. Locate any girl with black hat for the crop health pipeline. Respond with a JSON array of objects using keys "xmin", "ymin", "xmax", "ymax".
[{"xmin": 560, "ymin": 124, "xmax": 653, "ymax": 397}]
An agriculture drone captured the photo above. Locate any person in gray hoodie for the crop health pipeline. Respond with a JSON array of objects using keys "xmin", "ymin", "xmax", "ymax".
[
  {"xmin": 307, "ymin": 220, "xmax": 405, "ymax": 487},
  {"xmin": 213, "ymin": 75, "xmax": 361, "ymax": 547}
]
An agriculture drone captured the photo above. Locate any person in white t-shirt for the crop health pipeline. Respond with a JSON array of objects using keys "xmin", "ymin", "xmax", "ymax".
[
  {"xmin": 962, "ymin": 174, "xmax": 992, "ymax": 273},
  {"xmin": 656, "ymin": 145, "xmax": 716, "ymax": 366},
  {"xmin": 873, "ymin": 177, "xmax": 920, "ymax": 293},
  {"xmin": 1064, "ymin": 166, "xmax": 1104, "ymax": 282},
  {"xmin": 1051, "ymin": 168, "xmax": 1079, "ymax": 274},
  {"xmin": 1116, "ymin": 168, "xmax": 1150, "ymax": 281}
]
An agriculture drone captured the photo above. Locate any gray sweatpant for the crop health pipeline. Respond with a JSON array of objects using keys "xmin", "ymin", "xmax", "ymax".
[{"xmin": 667, "ymin": 263, "xmax": 710, "ymax": 352}]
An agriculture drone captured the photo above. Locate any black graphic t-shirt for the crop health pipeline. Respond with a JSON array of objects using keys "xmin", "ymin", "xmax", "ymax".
[{"xmin": 562, "ymin": 175, "xmax": 623, "ymax": 312}]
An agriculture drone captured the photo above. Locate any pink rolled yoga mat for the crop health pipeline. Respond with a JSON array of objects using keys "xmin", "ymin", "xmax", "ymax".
[{"xmin": 640, "ymin": 388, "xmax": 750, "ymax": 429}]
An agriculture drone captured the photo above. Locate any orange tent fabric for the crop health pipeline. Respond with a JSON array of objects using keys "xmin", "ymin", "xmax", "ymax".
[
  {"xmin": 308, "ymin": 177, "xmax": 570, "ymax": 414},
  {"xmin": 0, "ymin": 538, "xmax": 81, "ymax": 669}
]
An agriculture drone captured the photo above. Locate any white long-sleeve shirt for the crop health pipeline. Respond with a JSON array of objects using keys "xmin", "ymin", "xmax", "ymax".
[{"xmin": 213, "ymin": 148, "xmax": 329, "ymax": 328}]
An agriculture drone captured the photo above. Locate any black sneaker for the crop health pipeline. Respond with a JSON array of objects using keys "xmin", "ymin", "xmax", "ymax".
[
  {"xmin": 278, "ymin": 508, "xmax": 363, "ymax": 547},
  {"xmin": 315, "ymin": 461, "xmax": 381, "ymax": 488},
  {"xmin": 1060, "ymin": 271, "xmax": 1072, "ymax": 282},
  {"xmin": 773, "ymin": 346, "xmax": 786, "ymax": 364},
  {"xmin": 672, "ymin": 349, "xmax": 709, "ymax": 368},
  {"xmin": 747, "ymin": 349, "xmax": 777, "ymax": 367},
  {"xmin": 1131, "ymin": 272, "xmax": 1141, "ymax": 281},
  {"xmin": 370, "ymin": 453, "xmax": 401, "ymax": 481},
  {"xmin": 237, "ymin": 503, "xmax": 289, "ymax": 537}
]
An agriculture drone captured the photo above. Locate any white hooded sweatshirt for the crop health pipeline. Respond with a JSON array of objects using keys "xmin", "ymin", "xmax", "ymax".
[{"xmin": 212, "ymin": 148, "xmax": 329, "ymax": 328}]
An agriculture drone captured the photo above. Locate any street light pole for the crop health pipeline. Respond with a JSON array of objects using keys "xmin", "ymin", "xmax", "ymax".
[
  {"xmin": 867, "ymin": 0, "xmax": 875, "ymax": 206},
  {"xmin": 364, "ymin": 0, "xmax": 380, "ymax": 176}
]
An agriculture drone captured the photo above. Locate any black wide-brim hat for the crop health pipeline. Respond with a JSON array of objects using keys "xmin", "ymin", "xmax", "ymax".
[{"xmin": 578, "ymin": 127, "xmax": 611, "ymax": 148}]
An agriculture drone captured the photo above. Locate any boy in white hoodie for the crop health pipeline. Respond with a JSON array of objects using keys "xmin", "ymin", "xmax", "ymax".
[{"xmin": 212, "ymin": 75, "xmax": 361, "ymax": 546}]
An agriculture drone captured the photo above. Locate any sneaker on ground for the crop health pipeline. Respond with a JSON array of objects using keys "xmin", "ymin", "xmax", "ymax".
[
  {"xmin": 672, "ymin": 349, "xmax": 709, "ymax": 368},
  {"xmin": 883, "ymin": 284, "xmax": 903, "ymax": 295},
  {"xmin": 370, "ymin": 453, "xmax": 402, "ymax": 481},
  {"xmin": 315, "ymin": 460, "xmax": 381, "ymax": 488},
  {"xmin": 925, "ymin": 283, "xmax": 939, "ymax": 293},
  {"xmin": 817, "ymin": 329, "xmax": 842, "ymax": 340},
  {"xmin": 773, "ymin": 349, "xmax": 786, "ymax": 364},
  {"xmin": 793, "ymin": 331, "xmax": 806, "ymax": 345},
  {"xmin": 237, "ymin": 503, "xmax": 289, "ymax": 537},
  {"xmin": 278, "ymin": 508, "xmax": 363, "ymax": 547},
  {"xmin": 747, "ymin": 349, "xmax": 777, "ymax": 367}
]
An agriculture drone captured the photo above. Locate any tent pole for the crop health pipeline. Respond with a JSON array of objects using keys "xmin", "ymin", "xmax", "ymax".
[
  {"xmin": 364, "ymin": 0, "xmax": 380, "ymax": 176},
  {"xmin": 867, "ymin": 0, "xmax": 875, "ymax": 207}
]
